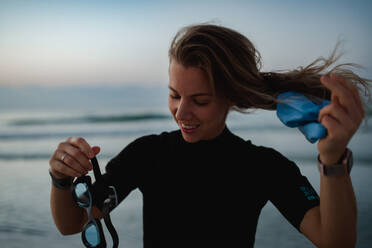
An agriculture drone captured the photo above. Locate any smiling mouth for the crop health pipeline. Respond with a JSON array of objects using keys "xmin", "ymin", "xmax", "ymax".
[
  {"xmin": 180, "ymin": 123, "xmax": 200, "ymax": 133},
  {"xmin": 181, "ymin": 123, "xmax": 198, "ymax": 129}
]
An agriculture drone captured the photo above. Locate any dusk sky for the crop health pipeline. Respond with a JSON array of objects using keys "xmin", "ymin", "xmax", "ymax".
[{"xmin": 1, "ymin": 0, "xmax": 371, "ymax": 87}]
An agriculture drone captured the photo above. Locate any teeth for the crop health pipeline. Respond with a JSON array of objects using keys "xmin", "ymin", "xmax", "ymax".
[{"xmin": 181, "ymin": 123, "xmax": 198, "ymax": 129}]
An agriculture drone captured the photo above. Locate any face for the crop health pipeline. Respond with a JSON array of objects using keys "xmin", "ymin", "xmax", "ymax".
[{"xmin": 168, "ymin": 61, "xmax": 231, "ymax": 143}]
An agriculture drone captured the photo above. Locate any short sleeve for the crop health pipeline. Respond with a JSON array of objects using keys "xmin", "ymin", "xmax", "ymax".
[
  {"xmin": 91, "ymin": 134, "xmax": 157, "ymax": 212},
  {"xmin": 264, "ymin": 148, "xmax": 320, "ymax": 232}
]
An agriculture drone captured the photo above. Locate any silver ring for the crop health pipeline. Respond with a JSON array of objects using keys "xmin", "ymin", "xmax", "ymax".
[{"xmin": 61, "ymin": 153, "xmax": 68, "ymax": 162}]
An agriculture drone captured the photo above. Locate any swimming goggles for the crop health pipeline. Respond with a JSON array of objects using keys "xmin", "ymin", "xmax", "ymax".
[{"xmin": 71, "ymin": 157, "xmax": 119, "ymax": 248}]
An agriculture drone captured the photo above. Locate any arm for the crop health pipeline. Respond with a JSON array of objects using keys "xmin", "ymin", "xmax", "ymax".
[
  {"xmin": 49, "ymin": 137, "xmax": 102, "ymax": 235},
  {"xmin": 50, "ymin": 182, "xmax": 88, "ymax": 235},
  {"xmin": 301, "ymin": 174, "xmax": 357, "ymax": 248},
  {"xmin": 300, "ymin": 73, "xmax": 362, "ymax": 248}
]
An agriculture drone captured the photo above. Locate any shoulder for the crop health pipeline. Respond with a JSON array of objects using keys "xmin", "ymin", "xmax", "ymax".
[
  {"xmin": 105, "ymin": 130, "xmax": 180, "ymax": 170},
  {"xmin": 230, "ymin": 132, "xmax": 282, "ymax": 158},
  {"xmin": 128, "ymin": 129, "xmax": 180, "ymax": 148},
  {"xmin": 242, "ymin": 139, "xmax": 299, "ymax": 173},
  {"xmin": 115, "ymin": 129, "xmax": 180, "ymax": 157},
  {"xmin": 249, "ymin": 142, "xmax": 288, "ymax": 160},
  {"xmin": 224, "ymin": 129, "xmax": 291, "ymax": 162}
]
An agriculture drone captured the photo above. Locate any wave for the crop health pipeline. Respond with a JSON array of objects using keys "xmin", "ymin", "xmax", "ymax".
[
  {"xmin": 0, "ymin": 224, "xmax": 46, "ymax": 236},
  {"xmin": 0, "ymin": 153, "xmax": 114, "ymax": 160},
  {"xmin": 1, "ymin": 152, "xmax": 371, "ymax": 164},
  {"xmin": 0, "ymin": 125, "xmax": 289, "ymax": 141},
  {"xmin": 7, "ymin": 112, "xmax": 171, "ymax": 126},
  {"xmin": 0, "ymin": 128, "xmax": 158, "ymax": 140}
]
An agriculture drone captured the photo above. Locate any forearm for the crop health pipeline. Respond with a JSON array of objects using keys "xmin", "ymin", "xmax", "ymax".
[
  {"xmin": 50, "ymin": 185, "xmax": 88, "ymax": 235},
  {"xmin": 312, "ymin": 73, "xmax": 362, "ymax": 248},
  {"xmin": 319, "ymin": 173, "xmax": 357, "ymax": 248}
]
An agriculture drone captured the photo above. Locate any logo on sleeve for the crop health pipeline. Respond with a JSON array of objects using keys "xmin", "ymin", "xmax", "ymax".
[{"xmin": 300, "ymin": 186, "xmax": 319, "ymax": 201}]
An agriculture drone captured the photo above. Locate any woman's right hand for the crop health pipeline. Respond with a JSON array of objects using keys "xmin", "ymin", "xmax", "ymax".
[{"xmin": 49, "ymin": 137, "xmax": 100, "ymax": 179}]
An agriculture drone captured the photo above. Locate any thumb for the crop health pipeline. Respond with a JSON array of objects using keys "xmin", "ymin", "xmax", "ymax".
[{"xmin": 92, "ymin": 146, "xmax": 101, "ymax": 156}]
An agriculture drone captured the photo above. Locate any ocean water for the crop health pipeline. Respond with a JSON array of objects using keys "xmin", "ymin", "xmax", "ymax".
[{"xmin": 0, "ymin": 86, "xmax": 371, "ymax": 247}]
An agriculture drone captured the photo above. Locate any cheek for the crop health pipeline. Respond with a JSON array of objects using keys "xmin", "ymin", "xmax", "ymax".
[
  {"xmin": 202, "ymin": 104, "xmax": 228, "ymax": 122},
  {"xmin": 168, "ymin": 99, "xmax": 177, "ymax": 117},
  {"xmin": 193, "ymin": 107, "xmax": 216, "ymax": 123}
]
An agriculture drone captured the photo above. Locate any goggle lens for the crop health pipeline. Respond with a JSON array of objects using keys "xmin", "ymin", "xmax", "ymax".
[
  {"xmin": 84, "ymin": 222, "xmax": 101, "ymax": 247},
  {"xmin": 74, "ymin": 183, "xmax": 90, "ymax": 207}
]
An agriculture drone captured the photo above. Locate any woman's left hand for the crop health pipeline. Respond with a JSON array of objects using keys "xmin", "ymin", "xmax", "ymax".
[{"xmin": 317, "ymin": 73, "xmax": 365, "ymax": 165}]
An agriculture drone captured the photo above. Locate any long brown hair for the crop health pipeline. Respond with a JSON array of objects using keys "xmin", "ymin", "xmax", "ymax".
[{"xmin": 168, "ymin": 23, "xmax": 371, "ymax": 112}]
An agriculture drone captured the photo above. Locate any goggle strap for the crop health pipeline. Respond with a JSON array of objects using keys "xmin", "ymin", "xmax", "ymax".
[
  {"xmin": 109, "ymin": 186, "xmax": 118, "ymax": 207},
  {"xmin": 91, "ymin": 157, "xmax": 103, "ymax": 181},
  {"xmin": 104, "ymin": 214, "xmax": 119, "ymax": 248},
  {"xmin": 89, "ymin": 157, "xmax": 120, "ymax": 248}
]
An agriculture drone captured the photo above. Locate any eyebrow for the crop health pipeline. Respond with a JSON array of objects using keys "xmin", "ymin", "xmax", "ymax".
[{"xmin": 168, "ymin": 86, "xmax": 212, "ymax": 97}]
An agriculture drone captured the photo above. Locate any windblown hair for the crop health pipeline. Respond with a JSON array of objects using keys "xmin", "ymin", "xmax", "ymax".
[{"xmin": 168, "ymin": 23, "xmax": 371, "ymax": 112}]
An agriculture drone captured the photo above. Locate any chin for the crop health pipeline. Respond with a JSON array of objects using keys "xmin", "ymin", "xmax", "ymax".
[{"xmin": 181, "ymin": 132, "xmax": 201, "ymax": 143}]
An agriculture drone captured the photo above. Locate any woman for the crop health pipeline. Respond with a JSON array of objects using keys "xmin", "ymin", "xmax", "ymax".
[{"xmin": 49, "ymin": 24, "xmax": 370, "ymax": 247}]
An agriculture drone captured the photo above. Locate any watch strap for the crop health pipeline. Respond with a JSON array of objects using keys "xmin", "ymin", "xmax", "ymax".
[
  {"xmin": 317, "ymin": 148, "xmax": 353, "ymax": 176},
  {"xmin": 49, "ymin": 169, "xmax": 73, "ymax": 190}
]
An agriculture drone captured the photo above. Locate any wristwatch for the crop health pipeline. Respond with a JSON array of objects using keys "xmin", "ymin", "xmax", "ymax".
[
  {"xmin": 49, "ymin": 169, "xmax": 73, "ymax": 189},
  {"xmin": 317, "ymin": 148, "xmax": 353, "ymax": 176}
]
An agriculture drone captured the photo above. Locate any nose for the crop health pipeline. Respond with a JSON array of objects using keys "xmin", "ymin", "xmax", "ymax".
[{"xmin": 175, "ymin": 99, "xmax": 193, "ymax": 121}]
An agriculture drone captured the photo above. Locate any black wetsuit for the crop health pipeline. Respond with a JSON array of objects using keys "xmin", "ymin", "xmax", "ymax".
[{"xmin": 92, "ymin": 127, "xmax": 320, "ymax": 247}]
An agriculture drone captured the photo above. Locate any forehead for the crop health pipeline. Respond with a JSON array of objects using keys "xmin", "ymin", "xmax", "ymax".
[{"xmin": 169, "ymin": 61, "xmax": 213, "ymax": 95}]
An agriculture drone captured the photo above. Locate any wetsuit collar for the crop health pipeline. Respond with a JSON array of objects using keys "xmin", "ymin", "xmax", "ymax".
[{"xmin": 178, "ymin": 125, "xmax": 233, "ymax": 146}]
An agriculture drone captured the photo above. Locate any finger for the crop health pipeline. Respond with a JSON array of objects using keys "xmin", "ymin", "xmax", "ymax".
[
  {"xmin": 53, "ymin": 160, "xmax": 83, "ymax": 178},
  {"xmin": 319, "ymin": 101, "xmax": 357, "ymax": 136},
  {"xmin": 60, "ymin": 144, "xmax": 93, "ymax": 171},
  {"xmin": 92, "ymin": 146, "xmax": 101, "ymax": 156},
  {"xmin": 330, "ymin": 73, "xmax": 365, "ymax": 118},
  {"xmin": 321, "ymin": 74, "xmax": 360, "ymax": 121},
  {"xmin": 56, "ymin": 149, "xmax": 87, "ymax": 175},
  {"xmin": 319, "ymin": 114, "xmax": 342, "ymax": 140},
  {"xmin": 334, "ymin": 95, "xmax": 362, "ymax": 128},
  {"xmin": 331, "ymin": 94, "xmax": 363, "ymax": 125},
  {"xmin": 66, "ymin": 137, "xmax": 95, "ymax": 159}
]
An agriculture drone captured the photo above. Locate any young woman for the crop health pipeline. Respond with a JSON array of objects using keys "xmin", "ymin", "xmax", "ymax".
[{"xmin": 49, "ymin": 24, "xmax": 370, "ymax": 247}]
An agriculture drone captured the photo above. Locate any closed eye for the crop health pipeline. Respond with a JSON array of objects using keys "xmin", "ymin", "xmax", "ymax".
[
  {"xmin": 169, "ymin": 94, "xmax": 180, "ymax": 99},
  {"xmin": 194, "ymin": 100, "xmax": 209, "ymax": 106},
  {"xmin": 193, "ymin": 96, "xmax": 211, "ymax": 106}
]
